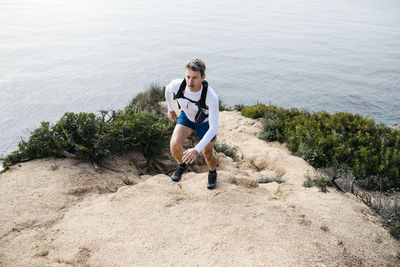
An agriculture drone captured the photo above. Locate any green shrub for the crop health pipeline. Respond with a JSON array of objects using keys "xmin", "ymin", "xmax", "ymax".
[
  {"xmin": 312, "ymin": 176, "xmax": 331, "ymax": 193},
  {"xmin": 241, "ymin": 103, "xmax": 269, "ymax": 119},
  {"xmin": 296, "ymin": 143, "xmax": 320, "ymax": 166},
  {"xmin": 50, "ymin": 164, "xmax": 59, "ymax": 171},
  {"xmin": 129, "ymin": 83, "xmax": 165, "ymax": 113},
  {"xmin": 241, "ymin": 103, "xmax": 400, "ymax": 190},
  {"xmin": 303, "ymin": 176, "xmax": 314, "ymax": 188},
  {"xmin": 234, "ymin": 104, "xmax": 244, "ymax": 111},
  {"xmin": 2, "ymin": 106, "xmax": 173, "ymax": 170},
  {"xmin": 368, "ymin": 187, "xmax": 400, "ymax": 239},
  {"xmin": 219, "ymin": 98, "xmax": 232, "ymax": 111},
  {"xmin": 303, "ymin": 171, "xmax": 332, "ymax": 193},
  {"xmin": 52, "ymin": 112, "xmax": 110, "ymax": 162},
  {"xmin": 257, "ymin": 176, "xmax": 285, "ymax": 184},
  {"xmin": 259, "ymin": 110, "xmax": 278, "ymax": 141},
  {"xmin": 108, "ymin": 107, "xmax": 174, "ymax": 158},
  {"xmin": 2, "ymin": 122, "xmax": 59, "ymax": 167},
  {"xmin": 214, "ymin": 142, "xmax": 238, "ymax": 161}
]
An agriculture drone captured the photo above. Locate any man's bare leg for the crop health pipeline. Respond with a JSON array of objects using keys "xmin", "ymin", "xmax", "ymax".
[
  {"xmin": 202, "ymin": 141, "xmax": 217, "ymax": 171},
  {"xmin": 170, "ymin": 124, "xmax": 193, "ymax": 164}
]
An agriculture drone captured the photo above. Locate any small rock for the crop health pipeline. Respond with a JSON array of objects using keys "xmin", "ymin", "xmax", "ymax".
[
  {"xmin": 320, "ymin": 224, "xmax": 329, "ymax": 232},
  {"xmin": 38, "ymin": 250, "xmax": 49, "ymax": 257}
]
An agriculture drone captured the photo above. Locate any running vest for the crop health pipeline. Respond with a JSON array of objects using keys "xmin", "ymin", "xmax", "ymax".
[{"xmin": 175, "ymin": 79, "xmax": 209, "ymax": 124}]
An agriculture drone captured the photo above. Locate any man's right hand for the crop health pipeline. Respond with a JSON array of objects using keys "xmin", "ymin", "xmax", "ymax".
[{"xmin": 168, "ymin": 111, "xmax": 177, "ymax": 122}]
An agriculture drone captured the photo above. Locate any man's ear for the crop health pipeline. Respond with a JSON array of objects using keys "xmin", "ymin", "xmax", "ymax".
[{"xmin": 202, "ymin": 74, "xmax": 206, "ymax": 81}]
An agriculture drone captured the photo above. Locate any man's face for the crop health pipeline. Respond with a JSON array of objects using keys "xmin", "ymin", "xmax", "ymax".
[{"xmin": 185, "ymin": 68, "xmax": 205, "ymax": 91}]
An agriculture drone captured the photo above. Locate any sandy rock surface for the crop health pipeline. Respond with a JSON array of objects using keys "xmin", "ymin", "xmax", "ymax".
[{"xmin": 1, "ymin": 111, "xmax": 399, "ymax": 266}]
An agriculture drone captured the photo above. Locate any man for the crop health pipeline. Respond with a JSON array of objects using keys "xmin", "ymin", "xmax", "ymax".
[{"xmin": 165, "ymin": 59, "xmax": 219, "ymax": 189}]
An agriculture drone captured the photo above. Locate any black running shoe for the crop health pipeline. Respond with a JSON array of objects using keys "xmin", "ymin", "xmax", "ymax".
[
  {"xmin": 171, "ymin": 163, "xmax": 188, "ymax": 182},
  {"xmin": 207, "ymin": 171, "xmax": 217, "ymax": 189}
]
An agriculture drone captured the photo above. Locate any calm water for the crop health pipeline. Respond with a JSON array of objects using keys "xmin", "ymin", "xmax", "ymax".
[{"xmin": 1, "ymin": 0, "xmax": 400, "ymax": 161}]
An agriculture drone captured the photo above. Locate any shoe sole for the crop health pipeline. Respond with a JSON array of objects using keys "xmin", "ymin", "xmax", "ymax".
[
  {"xmin": 207, "ymin": 184, "xmax": 216, "ymax": 190},
  {"xmin": 207, "ymin": 180, "xmax": 217, "ymax": 190}
]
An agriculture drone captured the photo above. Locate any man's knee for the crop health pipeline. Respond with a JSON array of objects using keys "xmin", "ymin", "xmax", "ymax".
[
  {"xmin": 170, "ymin": 140, "xmax": 181, "ymax": 152},
  {"xmin": 170, "ymin": 125, "xmax": 193, "ymax": 153}
]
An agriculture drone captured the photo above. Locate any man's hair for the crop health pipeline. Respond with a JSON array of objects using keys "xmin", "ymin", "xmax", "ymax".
[{"xmin": 185, "ymin": 59, "xmax": 206, "ymax": 77}]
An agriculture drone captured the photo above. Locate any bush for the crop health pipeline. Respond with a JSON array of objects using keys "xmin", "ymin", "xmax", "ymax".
[
  {"xmin": 234, "ymin": 104, "xmax": 244, "ymax": 111},
  {"xmin": 303, "ymin": 176, "xmax": 314, "ymax": 188},
  {"xmin": 381, "ymin": 193, "xmax": 400, "ymax": 239},
  {"xmin": 241, "ymin": 103, "xmax": 269, "ymax": 119},
  {"xmin": 303, "ymin": 171, "xmax": 332, "ymax": 193},
  {"xmin": 107, "ymin": 107, "xmax": 174, "ymax": 158},
  {"xmin": 259, "ymin": 110, "xmax": 278, "ymax": 141},
  {"xmin": 129, "ymin": 83, "xmax": 165, "ymax": 113},
  {"xmin": 214, "ymin": 142, "xmax": 238, "ymax": 161},
  {"xmin": 2, "ymin": 121, "xmax": 59, "ymax": 167},
  {"xmin": 219, "ymin": 98, "xmax": 232, "ymax": 111},
  {"xmin": 356, "ymin": 186, "xmax": 400, "ymax": 240},
  {"xmin": 241, "ymin": 103, "xmax": 400, "ymax": 190},
  {"xmin": 257, "ymin": 176, "xmax": 285, "ymax": 184},
  {"xmin": 303, "ymin": 172, "xmax": 332, "ymax": 193},
  {"xmin": 312, "ymin": 176, "xmax": 331, "ymax": 193},
  {"xmin": 52, "ymin": 112, "xmax": 110, "ymax": 162},
  {"xmin": 2, "ymin": 106, "xmax": 174, "ymax": 170}
]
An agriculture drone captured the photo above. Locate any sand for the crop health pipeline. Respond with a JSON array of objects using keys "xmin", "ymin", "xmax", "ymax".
[{"xmin": 1, "ymin": 110, "xmax": 399, "ymax": 266}]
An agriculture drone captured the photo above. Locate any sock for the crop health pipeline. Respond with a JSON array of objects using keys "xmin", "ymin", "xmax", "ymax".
[{"xmin": 209, "ymin": 169, "xmax": 216, "ymax": 174}]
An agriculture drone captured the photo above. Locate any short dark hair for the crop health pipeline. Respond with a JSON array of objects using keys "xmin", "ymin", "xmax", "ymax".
[{"xmin": 185, "ymin": 59, "xmax": 206, "ymax": 77}]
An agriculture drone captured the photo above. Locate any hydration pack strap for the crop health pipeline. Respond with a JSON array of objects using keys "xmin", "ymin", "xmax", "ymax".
[{"xmin": 176, "ymin": 79, "xmax": 208, "ymax": 109}]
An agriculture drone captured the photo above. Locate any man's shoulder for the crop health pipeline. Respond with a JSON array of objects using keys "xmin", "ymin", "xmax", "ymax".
[
  {"xmin": 167, "ymin": 78, "xmax": 185, "ymax": 89},
  {"xmin": 206, "ymin": 84, "xmax": 218, "ymax": 97},
  {"xmin": 205, "ymin": 84, "xmax": 218, "ymax": 105}
]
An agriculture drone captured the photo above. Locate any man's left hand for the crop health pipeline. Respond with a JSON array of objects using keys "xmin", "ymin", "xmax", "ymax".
[{"xmin": 182, "ymin": 148, "xmax": 199, "ymax": 164}]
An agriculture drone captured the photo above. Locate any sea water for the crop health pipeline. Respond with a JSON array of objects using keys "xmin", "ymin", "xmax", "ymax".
[{"xmin": 1, "ymin": 0, "xmax": 399, "ymax": 162}]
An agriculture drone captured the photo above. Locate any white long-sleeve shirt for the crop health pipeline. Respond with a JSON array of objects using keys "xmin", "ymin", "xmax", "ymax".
[{"xmin": 165, "ymin": 78, "xmax": 219, "ymax": 153}]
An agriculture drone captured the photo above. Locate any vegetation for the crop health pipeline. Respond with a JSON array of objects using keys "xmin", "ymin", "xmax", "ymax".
[
  {"xmin": 2, "ymin": 85, "xmax": 173, "ymax": 170},
  {"xmin": 243, "ymin": 102, "xmax": 400, "ymax": 238},
  {"xmin": 303, "ymin": 176, "xmax": 314, "ymax": 188},
  {"xmin": 241, "ymin": 103, "xmax": 400, "ymax": 190},
  {"xmin": 129, "ymin": 83, "xmax": 165, "ymax": 113},
  {"xmin": 303, "ymin": 171, "xmax": 332, "ymax": 193},
  {"xmin": 219, "ymin": 98, "xmax": 231, "ymax": 111},
  {"xmin": 257, "ymin": 176, "xmax": 285, "ymax": 184},
  {"xmin": 380, "ymin": 189, "xmax": 400, "ymax": 239},
  {"xmin": 218, "ymin": 99, "xmax": 244, "ymax": 112},
  {"xmin": 214, "ymin": 142, "xmax": 238, "ymax": 161}
]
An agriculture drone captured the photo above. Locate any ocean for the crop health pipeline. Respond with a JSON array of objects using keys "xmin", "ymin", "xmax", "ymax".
[{"xmin": 1, "ymin": 0, "xmax": 399, "ymax": 162}]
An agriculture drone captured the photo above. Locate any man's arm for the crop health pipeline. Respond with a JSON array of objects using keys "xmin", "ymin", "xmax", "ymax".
[
  {"xmin": 194, "ymin": 92, "xmax": 219, "ymax": 153},
  {"xmin": 165, "ymin": 79, "xmax": 180, "ymax": 122}
]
